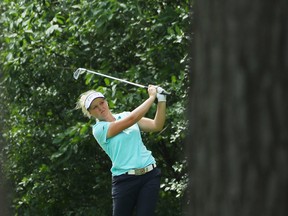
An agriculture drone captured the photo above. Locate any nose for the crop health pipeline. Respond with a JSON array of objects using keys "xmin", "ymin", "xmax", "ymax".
[{"xmin": 98, "ymin": 106, "xmax": 104, "ymax": 112}]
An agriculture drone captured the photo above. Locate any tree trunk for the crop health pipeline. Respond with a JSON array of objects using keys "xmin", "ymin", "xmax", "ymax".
[
  {"xmin": 0, "ymin": 85, "xmax": 11, "ymax": 215},
  {"xmin": 0, "ymin": 159, "xmax": 11, "ymax": 216},
  {"xmin": 186, "ymin": 0, "xmax": 288, "ymax": 215}
]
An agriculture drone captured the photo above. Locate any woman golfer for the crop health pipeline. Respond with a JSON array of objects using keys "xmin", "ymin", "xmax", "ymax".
[{"xmin": 76, "ymin": 85, "xmax": 166, "ymax": 216}]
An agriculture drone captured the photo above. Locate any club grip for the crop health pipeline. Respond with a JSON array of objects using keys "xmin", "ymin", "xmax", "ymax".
[{"xmin": 156, "ymin": 86, "xmax": 170, "ymax": 95}]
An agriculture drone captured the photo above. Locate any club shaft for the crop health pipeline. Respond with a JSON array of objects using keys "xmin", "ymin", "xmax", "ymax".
[
  {"xmin": 79, "ymin": 68, "xmax": 147, "ymax": 88},
  {"xmin": 74, "ymin": 68, "xmax": 171, "ymax": 95}
]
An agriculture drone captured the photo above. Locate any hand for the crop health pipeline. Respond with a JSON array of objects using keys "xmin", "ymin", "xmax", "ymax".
[
  {"xmin": 157, "ymin": 93, "xmax": 166, "ymax": 102},
  {"xmin": 156, "ymin": 86, "xmax": 166, "ymax": 94},
  {"xmin": 148, "ymin": 85, "xmax": 157, "ymax": 98},
  {"xmin": 156, "ymin": 86, "xmax": 167, "ymax": 102},
  {"xmin": 156, "ymin": 86, "xmax": 170, "ymax": 95}
]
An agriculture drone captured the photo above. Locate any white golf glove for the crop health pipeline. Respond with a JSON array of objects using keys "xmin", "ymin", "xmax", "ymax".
[
  {"xmin": 156, "ymin": 86, "xmax": 166, "ymax": 94},
  {"xmin": 157, "ymin": 93, "xmax": 166, "ymax": 102},
  {"xmin": 156, "ymin": 86, "xmax": 167, "ymax": 102}
]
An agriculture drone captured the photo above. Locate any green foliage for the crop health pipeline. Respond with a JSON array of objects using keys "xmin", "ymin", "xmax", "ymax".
[{"xmin": 0, "ymin": 0, "xmax": 191, "ymax": 215}]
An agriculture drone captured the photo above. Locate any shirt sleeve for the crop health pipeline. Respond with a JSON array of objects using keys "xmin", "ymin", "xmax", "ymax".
[{"xmin": 92, "ymin": 121, "xmax": 110, "ymax": 146}]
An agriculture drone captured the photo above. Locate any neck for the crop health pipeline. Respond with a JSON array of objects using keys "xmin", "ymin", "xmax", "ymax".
[
  {"xmin": 106, "ymin": 115, "xmax": 116, "ymax": 122},
  {"xmin": 99, "ymin": 112, "xmax": 115, "ymax": 122}
]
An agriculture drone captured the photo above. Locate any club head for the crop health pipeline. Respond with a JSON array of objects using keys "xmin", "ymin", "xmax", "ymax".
[{"xmin": 73, "ymin": 68, "xmax": 85, "ymax": 80}]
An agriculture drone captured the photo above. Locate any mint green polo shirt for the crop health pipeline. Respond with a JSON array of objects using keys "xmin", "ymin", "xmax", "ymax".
[{"xmin": 92, "ymin": 112, "xmax": 156, "ymax": 176}]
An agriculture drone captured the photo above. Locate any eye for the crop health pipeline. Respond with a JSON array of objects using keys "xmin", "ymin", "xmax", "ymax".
[{"xmin": 91, "ymin": 105, "xmax": 98, "ymax": 110}]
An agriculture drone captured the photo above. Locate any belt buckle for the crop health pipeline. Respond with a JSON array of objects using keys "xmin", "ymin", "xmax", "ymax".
[{"xmin": 134, "ymin": 168, "xmax": 146, "ymax": 175}]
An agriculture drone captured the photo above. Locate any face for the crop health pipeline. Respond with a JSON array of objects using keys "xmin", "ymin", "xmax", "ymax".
[{"xmin": 88, "ymin": 98, "xmax": 109, "ymax": 120}]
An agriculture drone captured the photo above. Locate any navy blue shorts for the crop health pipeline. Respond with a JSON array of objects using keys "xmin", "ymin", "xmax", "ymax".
[{"xmin": 112, "ymin": 168, "xmax": 161, "ymax": 216}]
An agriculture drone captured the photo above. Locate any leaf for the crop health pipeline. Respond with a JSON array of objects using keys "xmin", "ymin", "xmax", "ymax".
[
  {"xmin": 104, "ymin": 78, "xmax": 110, "ymax": 85},
  {"xmin": 45, "ymin": 24, "xmax": 62, "ymax": 36}
]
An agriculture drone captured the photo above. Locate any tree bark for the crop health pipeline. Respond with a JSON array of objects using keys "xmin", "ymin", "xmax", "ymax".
[
  {"xmin": 186, "ymin": 0, "xmax": 288, "ymax": 215},
  {"xmin": 0, "ymin": 157, "xmax": 11, "ymax": 216}
]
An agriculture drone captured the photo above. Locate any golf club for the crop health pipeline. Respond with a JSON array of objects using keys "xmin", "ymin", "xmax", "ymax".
[{"xmin": 73, "ymin": 68, "xmax": 170, "ymax": 95}]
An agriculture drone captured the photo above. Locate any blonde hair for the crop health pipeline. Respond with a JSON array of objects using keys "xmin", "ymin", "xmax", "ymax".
[{"xmin": 75, "ymin": 90, "xmax": 98, "ymax": 118}]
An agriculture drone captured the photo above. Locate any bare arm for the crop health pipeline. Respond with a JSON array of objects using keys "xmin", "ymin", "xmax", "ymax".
[
  {"xmin": 137, "ymin": 101, "xmax": 166, "ymax": 132},
  {"xmin": 106, "ymin": 86, "xmax": 157, "ymax": 138}
]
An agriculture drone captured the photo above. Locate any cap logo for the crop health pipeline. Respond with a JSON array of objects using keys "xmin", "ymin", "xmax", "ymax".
[{"xmin": 84, "ymin": 92, "xmax": 104, "ymax": 109}]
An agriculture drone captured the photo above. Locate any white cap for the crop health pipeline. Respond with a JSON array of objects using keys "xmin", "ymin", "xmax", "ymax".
[{"xmin": 84, "ymin": 92, "xmax": 105, "ymax": 109}]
